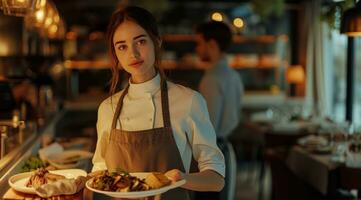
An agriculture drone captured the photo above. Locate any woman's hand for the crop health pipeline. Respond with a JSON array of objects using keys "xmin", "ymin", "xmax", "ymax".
[
  {"xmin": 164, "ymin": 169, "xmax": 224, "ymax": 192},
  {"xmin": 165, "ymin": 169, "xmax": 185, "ymax": 182}
]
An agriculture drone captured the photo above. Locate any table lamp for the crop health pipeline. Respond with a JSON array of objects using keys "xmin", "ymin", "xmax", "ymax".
[{"xmin": 286, "ymin": 65, "xmax": 305, "ymax": 96}]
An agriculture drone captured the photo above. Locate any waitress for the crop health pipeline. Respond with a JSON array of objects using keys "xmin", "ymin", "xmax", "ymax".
[{"xmin": 92, "ymin": 6, "xmax": 225, "ymax": 199}]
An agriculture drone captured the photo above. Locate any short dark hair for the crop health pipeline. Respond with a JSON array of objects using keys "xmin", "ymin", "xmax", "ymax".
[{"xmin": 196, "ymin": 21, "xmax": 232, "ymax": 52}]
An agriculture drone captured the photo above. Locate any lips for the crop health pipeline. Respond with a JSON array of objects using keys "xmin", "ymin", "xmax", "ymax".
[{"xmin": 129, "ymin": 60, "xmax": 144, "ymax": 67}]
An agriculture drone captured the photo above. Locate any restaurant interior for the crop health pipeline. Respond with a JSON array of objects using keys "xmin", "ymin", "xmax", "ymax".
[{"xmin": 0, "ymin": 0, "xmax": 361, "ymax": 199}]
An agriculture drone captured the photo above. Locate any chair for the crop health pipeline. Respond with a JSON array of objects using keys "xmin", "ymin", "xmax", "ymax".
[
  {"xmin": 218, "ymin": 138, "xmax": 237, "ymax": 200},
  {"xmin": 229, "ymin": 121, "xmax": 266, "ymax": 200},
  {"xmin": 339, "ymin": 166, "xmax": 361, "ymax": 199}
]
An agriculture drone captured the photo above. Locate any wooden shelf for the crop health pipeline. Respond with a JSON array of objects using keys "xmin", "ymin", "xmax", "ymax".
[
  {"xmin": 162, "ymin": 34, "xmax": 289, "ymax": 43},
  {"xmin": 63, "ymin": 55, "xmax": 286, "ymax": 70},
  {"xmin": 64, "ymin": 60, "xmax": 110, "ymax": 70},
  {"xmin": 160, "ymin": 59, "xmax": 285, "ymax": 70}
]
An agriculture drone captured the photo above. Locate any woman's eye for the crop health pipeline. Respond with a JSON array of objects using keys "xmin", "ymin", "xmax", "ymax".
[
  {"xmin": 117, "ymin": 45, "xmax": 127, "ymax": 51},
  {"xmin": 137, "ymin": 39, "xmax": 146, "ymax": 45}
]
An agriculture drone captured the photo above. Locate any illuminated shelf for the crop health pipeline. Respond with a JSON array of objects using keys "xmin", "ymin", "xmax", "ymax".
[
  {"xmin": 64, "ymin": 60, "xmax": 110, "ymax": 70},
  {"xmin": 162, "ymin": 34, "xmax": 289, "ymax": 43}
]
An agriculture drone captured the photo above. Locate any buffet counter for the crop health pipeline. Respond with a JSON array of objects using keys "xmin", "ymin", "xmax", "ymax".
[{"xmin": 0, "ymin": 111, "xmax": 66, "ymax": 195}]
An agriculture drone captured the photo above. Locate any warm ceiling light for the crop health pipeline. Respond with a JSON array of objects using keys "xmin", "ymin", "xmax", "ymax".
[
  {"xmin": 35, "ymin": 9, "xmax": 45, "ymax": 22},
  {"xmin": 39, "ymin": 0, "xmax": 46, "ymax": 8},
  {"xmin": 341, "ymin": 0, "xmax": 361, "ymax": 37},
  {"xmin": 2, "ymin": 0, "xmax": 37, "ymax": 16},
  {"xmin": 54, "ymin": 14, "xmax": 59, "ymax": 23},
  {"xmin": 49, "ymin": 24, "xmax": 58, "ymax": 34},
  {"xmin": 44, "ymin": 17, "xmax": 53, "ymax": 27},
  {"xmin": 233, "ymin": 17, "xmax": 244, "ymax": 28},
  {"xmin": 211, "ymin": 12, "xmax": 223, "ymax": 22}
]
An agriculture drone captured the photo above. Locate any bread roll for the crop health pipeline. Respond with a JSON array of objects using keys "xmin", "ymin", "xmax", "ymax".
[{"xmin": 144, "ymin": 172, "xmax": 171, "ymax": 189}]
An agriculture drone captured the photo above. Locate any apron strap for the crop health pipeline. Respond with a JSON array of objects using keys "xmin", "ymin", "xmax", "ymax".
[
  {"xmin": 111, "ymin": 76, "xmax": 172, "ymax": 130},
  {"xmin": 161, "ymin": 78, "xmax": 171, "ymax": 128},
  {"xmin": 111, "ymin": 84, "xmax": 129, "ymax": 130}
]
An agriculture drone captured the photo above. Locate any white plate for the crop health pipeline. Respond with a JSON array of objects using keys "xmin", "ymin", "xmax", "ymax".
[
  {"xmin": 86, "ymin": 172, "xmax": 186, "ymax": 199},
  {"xmin": 8, "ymin": 169, "xmax": 87, "ymax": 194},
  {"xmin": 47, "ymin": 150, "xmax": 93, "ymax": 169}
]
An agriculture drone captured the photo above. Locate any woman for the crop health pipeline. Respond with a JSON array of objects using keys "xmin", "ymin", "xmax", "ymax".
[{"xmin": 92, "ymin": 6, "xmax": 225, "ymax": 199}]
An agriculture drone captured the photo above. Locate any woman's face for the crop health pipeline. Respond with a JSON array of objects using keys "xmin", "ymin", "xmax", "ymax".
[{"xmin": 113, "ymin": 20, "xmax": 156, "ymax": 83}]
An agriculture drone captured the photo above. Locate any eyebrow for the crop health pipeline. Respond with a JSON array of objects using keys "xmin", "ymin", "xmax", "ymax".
[{"xmin": 114, "ymin": 34, "xmax": 147, "ymax": 45}]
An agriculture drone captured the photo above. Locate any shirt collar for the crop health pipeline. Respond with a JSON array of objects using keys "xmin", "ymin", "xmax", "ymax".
[
  {"xmin": 128, "ymin": 73, "xmax": 161, "ymax": 98},
  {"xmin": 209, "ymin": 56, "xmax": 228, "ymax": 72}
]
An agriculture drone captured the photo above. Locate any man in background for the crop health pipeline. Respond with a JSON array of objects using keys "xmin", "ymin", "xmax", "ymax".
[
  {"xmin": 196, "ymin": 21, "xmax": 243, "ymax": 141},
  {"xmin": 195, "ymin": 21, "xmax": 244, "ymax": 200}
]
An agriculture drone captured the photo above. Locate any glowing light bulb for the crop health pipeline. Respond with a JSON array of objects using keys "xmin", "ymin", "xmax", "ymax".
[
  {"xmin": 233, "ymin": 17, "xmax": 244, "ymax": 28},
  {"xmin": 211, "ymin": 12, "xmax": 223, "ymax": 22}
]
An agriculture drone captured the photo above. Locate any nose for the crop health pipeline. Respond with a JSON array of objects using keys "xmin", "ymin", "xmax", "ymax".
[{"xmin": 131, "ymin": 44, "xmax": 140, "ymax": 58}]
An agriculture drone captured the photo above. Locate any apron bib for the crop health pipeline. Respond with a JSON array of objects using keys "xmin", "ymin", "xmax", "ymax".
[{"xmin": 102, "ymin": 78, "xmax": 189, "ymax": 200}]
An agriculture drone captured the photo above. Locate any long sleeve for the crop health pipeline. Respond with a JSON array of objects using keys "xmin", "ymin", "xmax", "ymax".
[
  {"xmin": 199, "ymin": 75, "xmax": 223, "ymax": 136},
  {"xmin": 91, "ymin": 77, "xmax": 225, "ymax": 175},
  {"xmin": 187, "ymin": 92, "xmax": 225, "ymax": 177}
]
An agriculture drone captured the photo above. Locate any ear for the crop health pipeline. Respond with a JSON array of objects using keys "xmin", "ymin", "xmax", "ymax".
[{"xmin": 208, "ymin": 39, "xmax": 218, "ymax": 49}]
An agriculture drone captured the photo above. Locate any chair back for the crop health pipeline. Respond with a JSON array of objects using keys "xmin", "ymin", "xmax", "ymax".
[{"xmin": 218, "ymin": 138, "xmax": 237, "ymax": 200}]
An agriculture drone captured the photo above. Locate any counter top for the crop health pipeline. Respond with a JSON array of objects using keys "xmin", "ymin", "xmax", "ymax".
[{"xmin": 0, "ymin": 111, "xmax": 66, "ymax": 196}]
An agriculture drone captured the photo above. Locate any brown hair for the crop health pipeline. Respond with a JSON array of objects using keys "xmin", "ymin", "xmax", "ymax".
[{"xmin": 107, "ymin": 6, "xmax": 165, "ymax": 95}]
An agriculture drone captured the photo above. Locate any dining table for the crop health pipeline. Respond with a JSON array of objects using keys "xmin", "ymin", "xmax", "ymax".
[
  {"xmin": 286, "ymin": 146, "xmax": 341, "ymax": 195},
  {"xmin": 284, "ymin": 142, "xmax": 361, "ymax": 197}
]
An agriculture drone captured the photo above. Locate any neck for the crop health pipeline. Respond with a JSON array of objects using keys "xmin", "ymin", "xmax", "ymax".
[
  {"xmin": 130, "ymin": 67, "xmax": 157, "ymax": 84},
  {"xmin": 208, "ymin": 53, "xmax": 224, "ymax": 68}
]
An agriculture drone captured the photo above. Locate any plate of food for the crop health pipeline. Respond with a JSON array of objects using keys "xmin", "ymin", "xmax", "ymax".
[
  {"xmin": 47, "ymin": 150, "xmax": 93, "ymax": 169},
  {"xmin": 8, "ymin": 168, "xmax": 87, "ymax": 194},
  {"xmin": 311, "ymin": 145, "xmax": 334, "ymax": 154},
  {"xmin": 298, "ymin": 135, "xmax": 328, "ymax": 147},
  {"xmin": 86, "ymin": 171, "xmax": 186, "ymax": 199}
]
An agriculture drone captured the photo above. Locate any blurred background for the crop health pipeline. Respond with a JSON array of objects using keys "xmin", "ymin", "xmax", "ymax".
[{"xmin": 1, "ymin": 0, "xmax": 361, "ymax": 199}]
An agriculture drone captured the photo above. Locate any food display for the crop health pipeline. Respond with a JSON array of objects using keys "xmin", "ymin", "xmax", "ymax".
[
  {"xmin": 298, "ymin": 135, "xmax": 328, "ymax": 147},
  {"xmin": 47, "ymin": 150, "xmax": 94, "ymax": 169},
  {"xmin": 89, "ymin": 171, "xmax": 171, "ymax": 192},
  {"xmin": 26, "ymin": 168, "xmax": 65, "ymax": 188}
]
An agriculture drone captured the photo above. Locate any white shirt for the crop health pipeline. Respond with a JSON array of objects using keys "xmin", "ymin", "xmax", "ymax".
[
  {"xmin": 199, "ymin": 57, "xmax": 243, "ymax": 138},
  {"xmin": 92, "ymin": 73, "xmax": 225, "ymax": 177}
]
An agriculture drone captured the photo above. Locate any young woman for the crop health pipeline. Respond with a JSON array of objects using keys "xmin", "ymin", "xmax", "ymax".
[{"xmin": 92, "ymin": 6, "xmax": 225, "ymax": 199}]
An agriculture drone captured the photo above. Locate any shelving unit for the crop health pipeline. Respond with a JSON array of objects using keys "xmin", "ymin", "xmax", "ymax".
[
  {"xmin": 161, "ymin": 34, "xmax": 289, "ymax": 93},
  {"xmin": 62, "ymin": 33, "xmax": 290, "ymax": 97}
]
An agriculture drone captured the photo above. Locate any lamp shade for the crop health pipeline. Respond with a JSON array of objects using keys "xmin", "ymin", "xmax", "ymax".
[
  {"xmin": 286, "ymin": 65, "xmax": 305, "ymax": 84},
  {"xmin": 1, "ymin": 0, "xmax": 38, "ymax": 17},
  {"xmin": 341, "ymin": 0, "xmax": 361, "ymax": 37}
]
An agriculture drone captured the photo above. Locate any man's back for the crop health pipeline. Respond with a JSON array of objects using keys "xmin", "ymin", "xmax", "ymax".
[{"xmin": 199, "ymin": 57, "xmax": 243, "ymax": 138}]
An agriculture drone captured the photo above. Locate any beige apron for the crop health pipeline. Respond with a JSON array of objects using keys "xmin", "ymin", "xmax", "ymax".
[{"xmin": 102, "ymin": 78, "xmax": 189, "ymax": 200}]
